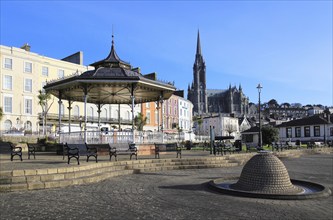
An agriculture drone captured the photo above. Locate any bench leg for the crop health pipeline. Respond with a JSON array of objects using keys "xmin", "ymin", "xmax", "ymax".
[{"xmin": 109, "ymin": 153, "xmax": 117, "ymax": 161}]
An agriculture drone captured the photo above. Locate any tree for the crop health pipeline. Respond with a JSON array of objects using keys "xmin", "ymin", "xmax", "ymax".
[
  {"xmin": 37, "ymin": 90, "xmax": 54, "ymax": 135},
  {"xmin": 268, "ymin": 99, "xmax": 278, "ymax": 108},
  {"xmin": 134, "ymin": 113, "xmax": 147, "ymax": 131},
  {"xmin": 261, "ymin": 125, "xmax": 279, "ymax": 146},
  {"xmin": 193, "ymin": 116, "xmax": 203, "ymax": 135},
  {"xmin": 225, "ymin": 123, "xmax": 237, "ymax": 136},
  {"xmin": 280, "ymin": 102, "xmax": 290, "ymax": 108},
  {"xmin": 0, "ymin": 107, "xmax": 3, "ymax": 121}
]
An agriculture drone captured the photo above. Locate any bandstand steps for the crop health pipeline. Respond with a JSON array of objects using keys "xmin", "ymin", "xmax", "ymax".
[{"xmin": 0, "ymin": 156, "xmax": 254, "ymax": 192}]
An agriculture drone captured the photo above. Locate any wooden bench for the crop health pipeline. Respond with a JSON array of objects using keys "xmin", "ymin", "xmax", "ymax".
[
  {"xmin": 272, "ymin": 142, "xmax": 288, "ymax": 151},
  {"xmin": 154, "ymin": 143, "xmax": 181, "ymax": 159},
  {"xmin": 245, "ymin": 143, "xmax": 260, "ymax": 153},
  {"xmin": 66, "ymin": 143, "xmax": 98, "ymax": 165},
  {"xmin": 9, "ymin": 143, "xmax": 23, "ymax": 161},
  {"xmin": 27, "ymin": 143, "xmax": 38, "ymax": 159},
  {"xmin": 109, "ymin": 143, "xmax": 138, "ymax": 161},
  {"xmin": 286, "ymin": 141, "xmax": 300, "ymax": 150},
  {"xmin": 215, "ymin": 142, "xmax": 236, "ymax": 155}
]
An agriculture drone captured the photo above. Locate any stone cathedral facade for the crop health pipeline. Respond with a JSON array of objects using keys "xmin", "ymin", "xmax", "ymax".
[{"xmin": 187, "ymin": 31, "xmax": 249, "ymax": 116}]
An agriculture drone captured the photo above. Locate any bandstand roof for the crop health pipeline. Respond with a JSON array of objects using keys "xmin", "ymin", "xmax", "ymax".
[{"xmin": 44, "ymin": 37, "xmax": 176, "ymax": 104}]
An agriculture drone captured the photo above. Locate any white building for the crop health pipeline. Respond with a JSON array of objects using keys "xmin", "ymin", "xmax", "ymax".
[
  {"xmin": 178, "ymin": 95, "xmax": 193, "ymax": 140},
  {"xmin": 276, "ymin": 114, "xmax": 332, "ymax": 143},
  {"xmin": 199, "ymin": 114, "xmax": 240, "ymax": 139},
  {"xmin": 0, "ymin": 44, "xmax": 140, "ymax": 134}
]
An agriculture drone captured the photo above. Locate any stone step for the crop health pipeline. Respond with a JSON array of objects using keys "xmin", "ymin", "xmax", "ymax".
[
  {"xmin": 0, "ymin": 156, "xmax": 251, "ymax": 192},
  {"xmin": 1, "ymin": 169, "xmax": 135, "ymax": 192}
]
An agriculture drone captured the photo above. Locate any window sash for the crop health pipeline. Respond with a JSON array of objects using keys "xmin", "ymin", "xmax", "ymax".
[
  {"xmin": 4, "ymin": 97, "xmax": 12, "ymax": 113},
  {"xmin": 58, "ymin": 69, "xmax": 64, "ymax": 78},
  {"xmin": 146, "ymin": 112, "xmax": 150, "ymax": 124},
  {"xmin": 314, "ymin": 126, "xmax": 320, "ymax": 137},
  {"xmin": 304, "ymin": 127, "xmax": 310, "ymax": 137},
  {"xmin": 4, "ymin": 58, "xmax": 12, "ymax": 69},
  {"xmin": 295, "ymin": 127, "xmax": 301, "ymax": 137},
  {"xmin": 3, "ymin": 75, "xmax": 12, "ymax": 90},
  {"xmin": 25, "ymin": 62, "xmax": 32, "ymax": 73},
  {"xmin": 25, "ymin": 99, "xmax": 32, "ymax": 114},
  {"xmin": 25, "ymin": 79, "xmax": 32, "ymax": 92},
  {"xmin": 42, "ymin": 66, "xmax": 49, "ymax": 76},
  {"xmin": 286, "ymin": 127, "xmax": 292, "ymax": 138}
]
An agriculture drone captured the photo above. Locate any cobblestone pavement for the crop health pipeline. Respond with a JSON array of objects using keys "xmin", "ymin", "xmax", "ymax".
[{"xmin": 0, "ymin": 154, "xmax": 332, "ymax": 220}]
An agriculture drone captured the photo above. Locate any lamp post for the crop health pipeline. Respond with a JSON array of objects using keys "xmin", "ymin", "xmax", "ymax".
[{"xmin": 256, "ymin": 83, "xmax": 263, "ymax": 150}]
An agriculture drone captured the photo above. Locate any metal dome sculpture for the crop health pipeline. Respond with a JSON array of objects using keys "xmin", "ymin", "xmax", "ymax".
[
  {"xmin": 208, "ymin": 151, "xmax": 331, "ymax": 200},
  {"xmin": 230, "ymin": 152, "xmax": 303, "ymax": 194}
]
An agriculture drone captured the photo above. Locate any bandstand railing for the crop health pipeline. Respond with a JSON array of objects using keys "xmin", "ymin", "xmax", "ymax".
[{"xmin": 60, "ymin": 131, "xmax": 165, "ymax": 144}]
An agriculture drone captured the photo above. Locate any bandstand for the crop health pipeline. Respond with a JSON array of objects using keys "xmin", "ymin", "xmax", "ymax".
[{"xmin": 43, "ymin": 36, "xmax": 176, "ymax": 144}]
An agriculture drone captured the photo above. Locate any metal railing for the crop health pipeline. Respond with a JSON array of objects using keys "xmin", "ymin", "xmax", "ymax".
[
  {"xmin": 59, "ymin": 130, "xmax": 207, "ymax": 144},
  {"xmin": 60, "ymin": 130, "xmax": 166, "ymax": 144}
]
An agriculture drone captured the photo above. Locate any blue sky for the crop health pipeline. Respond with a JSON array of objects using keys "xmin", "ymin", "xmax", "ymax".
[{"xmin": 1, "ymin": 1, "xmax": 332, "ymax": 107}]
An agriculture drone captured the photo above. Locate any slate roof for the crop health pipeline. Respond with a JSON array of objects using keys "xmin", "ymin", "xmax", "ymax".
[
  {"xmin": 276, "ymin": 115, "xmax": 331, "ymax": 128},
  {"xmin": 242, "ymin": 126, "xmax": 260, "ymax": 133}
]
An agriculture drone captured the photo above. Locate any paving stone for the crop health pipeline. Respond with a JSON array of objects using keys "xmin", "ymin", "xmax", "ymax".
[{"xmin": 1, "ymin": 154, "xmax": 332, "ymax": 220}]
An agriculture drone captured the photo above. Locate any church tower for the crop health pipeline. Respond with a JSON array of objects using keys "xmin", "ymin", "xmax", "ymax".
[{"xmin": 188, "ymin": 30, "xmax": 208, "ymax": 115}]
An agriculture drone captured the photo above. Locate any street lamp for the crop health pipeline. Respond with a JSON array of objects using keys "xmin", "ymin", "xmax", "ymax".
[{"xmin": 256, "ymin": 83, "xmax": 263, "ymax": 150}]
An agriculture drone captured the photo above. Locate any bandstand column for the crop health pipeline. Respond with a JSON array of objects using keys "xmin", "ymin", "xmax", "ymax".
[
  {"xmin": 97, "ymin": 103, "xmax": 102, "ymax": 132},
  {"xmin": 67, "ymin": 100, "xmax": 72, "ymax": 134},
  {"xmin": 131, "ymin": 83, "xmax": 136, "ymax": 143},
  {"xmin": 58, "ymin": 91, "xmax": 62, "ymax": 142},
  {"xmin": 160, "ymin": 93, "xmax": 164, "ymax": 143},
  {"xmin": 83, "ymin": 87, "xmax": 88, "ymax": 143},
  {"xmin": 156, "ymin": 98, "xmax": 161, "ymax": 132}
]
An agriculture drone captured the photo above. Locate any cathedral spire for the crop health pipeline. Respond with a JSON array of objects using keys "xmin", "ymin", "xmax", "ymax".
[{"xmin": 196, "ymin": 30, "xmax": 202, "ymax": 55}]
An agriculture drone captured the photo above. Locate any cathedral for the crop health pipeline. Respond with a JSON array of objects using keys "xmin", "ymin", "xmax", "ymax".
[{"xmin": 187, "ymin": 31, "xmax": 249, "ymax": 116}]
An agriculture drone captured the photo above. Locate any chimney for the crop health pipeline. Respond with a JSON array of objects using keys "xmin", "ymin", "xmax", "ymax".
[{"xmin": 20, "ymin": 43, "xmax": 31, "ymax": 52}]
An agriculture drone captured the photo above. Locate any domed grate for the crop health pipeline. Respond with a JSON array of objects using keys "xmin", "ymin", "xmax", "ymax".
[{"xmin": 230, "ymin": 152, "xmax": 303, "ymax": 194}]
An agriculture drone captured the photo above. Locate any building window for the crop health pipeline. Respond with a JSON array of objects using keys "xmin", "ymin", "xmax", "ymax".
[
  {"xmin": 24, "ymin": 62, "xmax": 32, "ymax": 73},
  {"xmin": 304, "ymin": 126, "xmax": 310, "ymax": 137},
  {"xmin": 24, "ymin": 121, "xmax": 32, "ymax": 130},
  {"xmin": 41, "ymin": 81, "xmax": 47, "ymax": 93},
  {"xmin": 155, "ymin": 111, "xmax": 158, "ymax": 124},
  {"xmin": 146, "ymin": 102, "xmax": 150, "ymax": 108},
  {"xmin": 103, "ymin": 108, "xmax": 108, "ymax": 120},
  {"xmin": 330, "ymin": 127, "xmax": 333, "ymax": 136},
  {"xmin": 73, "ymin": 105, "xmax": 79, "ymax": 117},
  {"xmin": 286, "ymin": 127, "xmax": 292, "ymax": 138},
  {"xmin": 4, "ymin": 120, "xmax": 12, "ymax": 131},
  {"xmin": 314, "ymin": 126, "xmax": 320, "ymax": 137},
  {"xmin": 295, "ymin": 127, "xmax": 301, "ymax": 137},
  {"xmin": 24, "ymin": 98, "xmax": 33, "ymax": 114},
  {"xmin": 60, "ymin": 104, "xmax": 65, "ymax": 116},
  {"xmin": 42, "ymin": 66, "xmax": 49, "ymax": 76},
  {"xmin": 3, "ymin": 75, "xmax": 12, "ymax": 90},
  {"xmin": 4, "ymin": 96, "xmax": 13, "ymax": 113},
  {"xmin": 127, "ymin": 111, "xmax": 130, "ymax": 120},
  {"xmin": 24, "ymin": 79, "xmax": 33, "ymax": 92},
  {"xmin": 146, "ymin": 112, "xmax": 151, "ymax": 124},
  {"xmin": 58, "ymin": 69, "xmax": 64, "ymax": 78},
  {"xmin": 4, "ymin": 58, "xmax": 12, "ymax": 69}
]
